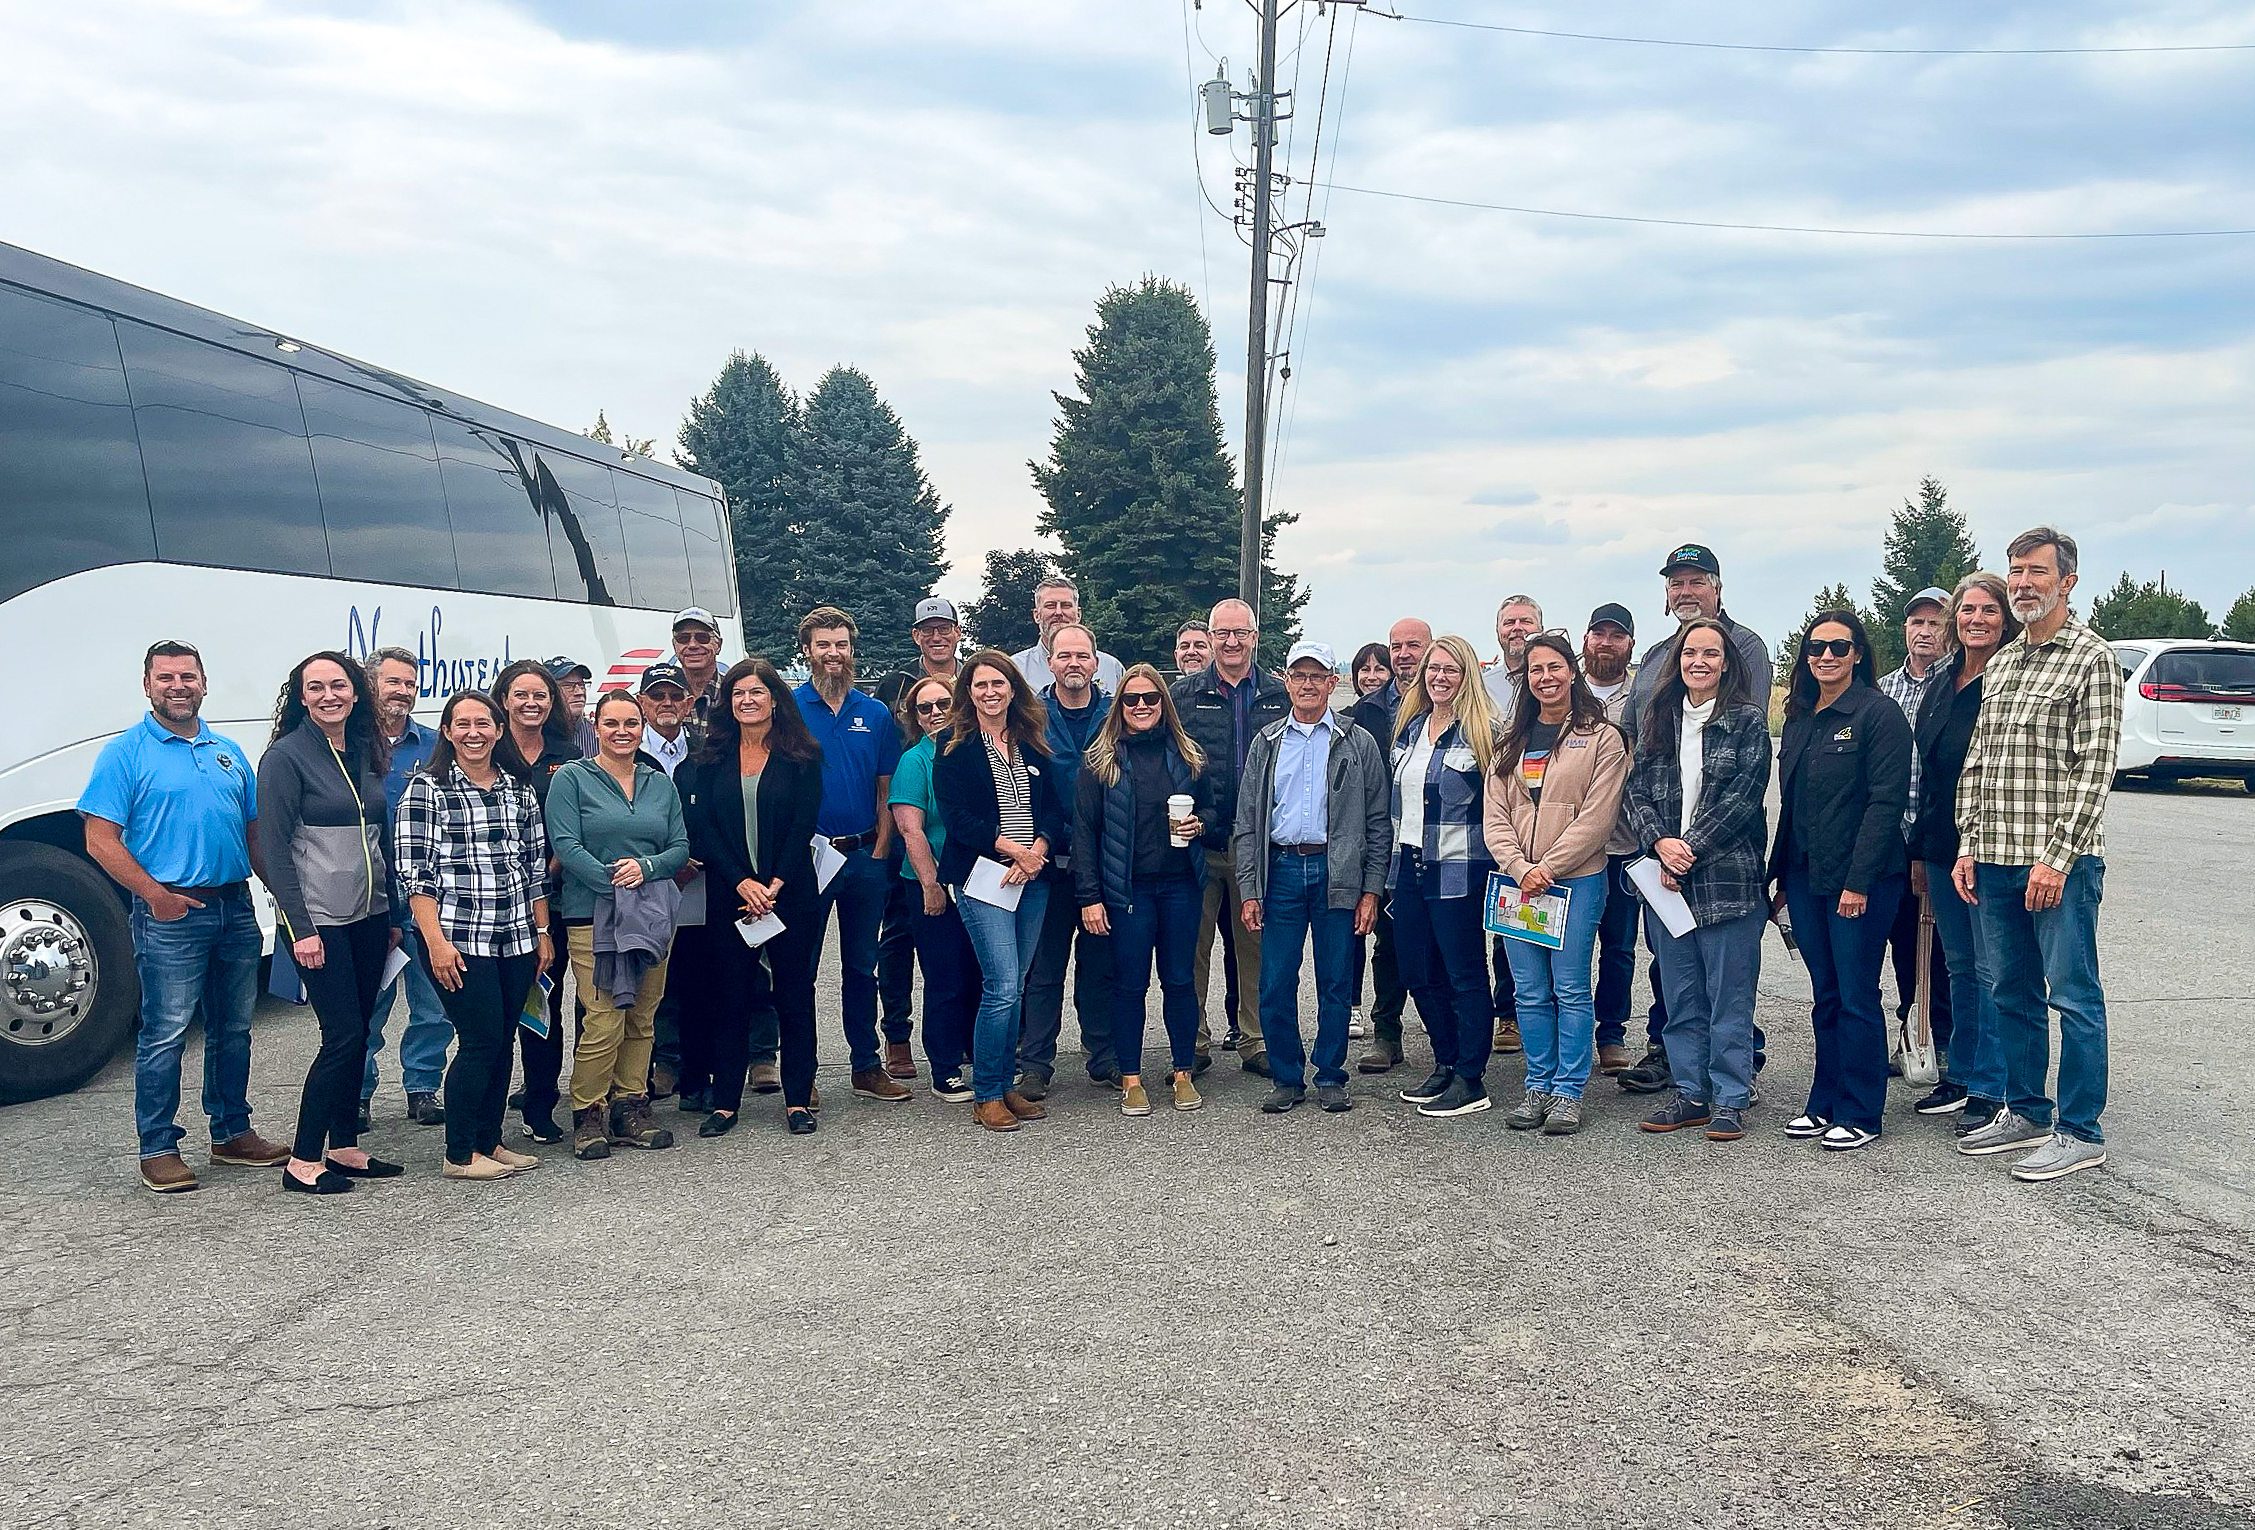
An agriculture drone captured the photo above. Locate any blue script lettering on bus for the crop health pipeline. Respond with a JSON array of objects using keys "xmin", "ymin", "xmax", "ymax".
[{"xmin": 344, "ymin": 604, "xmax": 513, "ymax": 698}]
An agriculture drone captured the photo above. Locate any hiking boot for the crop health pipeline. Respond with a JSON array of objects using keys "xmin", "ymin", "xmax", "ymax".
[
  {"xmin": 1357, "ymin": 1037, "xmax": 1403, "ymax": 1074},
  {"xmin": 1541, "ymin": 1095, "xmax": 1584, "ymax": 1135},
  {"xmin": 1957, "ymin": 1108, "xmax": 2048, "ymax": 1157},
  {"xmin": 1616, "ymin": 1046, "xmax": 1672, "ymax": 1094},
  {"xmin": 2010, "ymin": 1132, "xmax": 2107, "ymax": 1182},
  {"xmin": 1121, "ymin": 1081, "xmax": 1153, "ymax": 1118},
  {"xmin": 1172, "ymin": 1072, "xmax": 1203, "ymax": 1112},
  {"xmin": 406, "ymin": 1091, "xmax": 446, "ymax": 1125},
  {"xmin": 1003, "ymin": 1091, "xmax": 1047, "ymax": 1121},
  {"xmin": 975, "ymin": 1100, "xmax": 1019, "ymax": 1133},
  {"xmin": 1504, "ymin": 1089, "xmax": 1553, "ymax": 1130},
  {"xmin": 1419, "ymin": 1076, "xmax": 1492, "ymax": 1119},
  {"xmin": 139, "ymin": 1152, "xmax": 200, "ymax": 1194},
  {"xmin": 1914, "ymin": 1081, "xmax": 1969, "ymax": 1116},
  {"xmin": 1639, "ymin": 1092, "xmax": 1711, "ymax": 1132},
  {"xmin": 573, "ymin": 1106, "xmax": 612, "ymax": 1160},
  {"xmin": 1239, "ymin": 1050, "xmax": 1271, "ymax": 1078},
  {"xmin": 209, "ymin": 1129, "xmax": 289, "ymax": 1166},
  {"xmin": 1491, "ymin": 1019, "xmax": 1524, "ymax": 1055},
  {"xmin": 1595, "ymin": 1043, "xmax": 1635, "ymax": 1075},
  {"xmin": 884, "ymin": 1041, "xmax": 918, "ymax": 1080},
  {"xmin": 1014, "ymin": 1071, "xmax": 1051, "ymax": 1102},
  {"xmin": 607, "ymin": 1095, "xmax": 674, "ymax": 1150},
  {"xmin": 851, "ymin": 1069, "xmax": 912, "ymax": 1103}
]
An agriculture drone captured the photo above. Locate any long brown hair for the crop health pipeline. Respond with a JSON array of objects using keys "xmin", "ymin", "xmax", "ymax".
[
  {"xmin": 1638, "ymin": 619, "xmax": 1756, "ymax": 757},
  {"xmin": 1084, "ymin": 663, "xmax": 1204, "ymax": 788},
  {"xmin": 697, "ymin": 656, "xmax": 819, "ymax": 764},
  {"xmin": 1497, "ymin": 633, "xmax": 1610, "ymax": 768},
  {"xmin": 490, "ymin": 658, "xmax": 574, "ymax": 781},
  {"xmin": 941, "ymin": 650, "xmax": 1050, "ymax": 756},
  {"xmin": 270, "ymin": 650, "xmax": 390, "ymax": 777},
  {"xmin": 1945, "ymin": 571, "xmax": 2021, "ymax": 659}
]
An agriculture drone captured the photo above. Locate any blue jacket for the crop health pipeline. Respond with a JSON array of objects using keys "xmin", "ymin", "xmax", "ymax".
[
  {"xmin": 1071, "ymin": 737, "xmax": 1214, "ymax": 912},
  {"xmin": 1040, "ymin": 684, "xmax": 1110, "ymax": 867}
]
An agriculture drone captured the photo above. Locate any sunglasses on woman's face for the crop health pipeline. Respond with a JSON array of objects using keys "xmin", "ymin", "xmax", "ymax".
[
  {"xmin": 1119, "ymin": 691, "xmax": 1164, "ymax": 709},
  {"xmin": 914, "ymin": 699, "xmax": 951, "ymax": 715},
  {"xmin": 1804, "ymin": 638, "xmax": 1856, "ymax": 659}
]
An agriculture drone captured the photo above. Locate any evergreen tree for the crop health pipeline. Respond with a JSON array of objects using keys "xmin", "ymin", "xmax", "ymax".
[
  {"xmin": 1033, "ymin": 276, "xmax": 1305, "ymax": 668},
  {"xmin": 2089, "ymin": 572, "xmax": 2211, "ymax": 640},
  {"xmin": 1777, "ymin": 582, "xmax": 1882, "ymax": 670},
  {"xmin": 677, "ymin": 352, "xmax": 803, "ymax": 659},
  {"xmin": 961, "ymin": 548, "xmax": 1055, "ymax": 654},
  {"xmin": 787, "ymin": 366, "xmax": 950, "ymax": 665},
  {"xmin": 585, "ymin": 409, "xmax": 656, "ymax": 459},
  {"xmin": 2225, "ymin": 586, "xmax": 2255, "ymax": 644},
  {"xmin": 1869, "ymin": 476, "xmax": 1980, "ymax": 672}
]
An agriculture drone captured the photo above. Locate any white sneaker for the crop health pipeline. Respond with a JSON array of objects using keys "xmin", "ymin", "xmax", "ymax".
[
  {"xmin": 2010, "ymin": 1132, "xmax": 2107, "ymax": 1182},
  {"xmin": 1348, "ymin": 1005, "xmax": 1369, "ymax": 1039}
]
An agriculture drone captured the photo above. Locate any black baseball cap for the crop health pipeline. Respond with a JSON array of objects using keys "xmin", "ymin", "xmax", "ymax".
[
  {"xmin": 545, "ymin": 656, "xmax": 592, "ymax": 681},
  {"xmin": 1586, "ymin": 603, "xmax": 1635, "ymax": 637},
  {"xmin": 637, "ymin": 662, "xmax": 690, "ymax": 695},
  {"xmin": 1660, "ymin": 543, "xmax": 1722, "ymax": 577}
]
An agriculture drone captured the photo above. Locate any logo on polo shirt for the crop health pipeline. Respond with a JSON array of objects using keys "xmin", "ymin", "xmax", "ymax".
[
  {"xmin": 217, "ymin": 753, "xmax": 238, "ymax": 773},
  {"xmin": 847, "ymin": 717, "xmax": 872, "ymax": 734}
]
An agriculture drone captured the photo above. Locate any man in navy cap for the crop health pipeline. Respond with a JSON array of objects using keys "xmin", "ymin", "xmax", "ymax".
[{"xmin": 547, "ymin": 656, "xmax": 596, "ymax": 756}]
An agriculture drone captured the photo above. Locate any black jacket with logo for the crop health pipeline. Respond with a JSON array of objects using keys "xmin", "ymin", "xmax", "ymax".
[
  {"xmin": 1170, "ymin": 665, "xmax": 1291, "ymax": 853},
  {"xmin": 1768, "ymin": 682, "xmax": 1913, "ymax": 897}
]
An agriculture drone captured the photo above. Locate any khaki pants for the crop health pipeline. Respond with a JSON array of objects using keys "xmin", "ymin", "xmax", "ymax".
[
  {"xmin": 567, "ymin": 925, "xmax": 671, "ymax": 1113},
  {"xmin": 1194, "ymin": 847, "xmax": 1266, "ymax": 1064}
]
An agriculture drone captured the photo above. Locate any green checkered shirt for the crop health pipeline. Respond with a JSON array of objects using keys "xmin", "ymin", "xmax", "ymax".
[{"xmin": 1953, "ymin": 612, "xmax": 2121, "ymax": 873}]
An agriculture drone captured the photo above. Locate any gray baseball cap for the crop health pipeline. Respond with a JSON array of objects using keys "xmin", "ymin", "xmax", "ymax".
[
  {"xmin": 912, "ymin": 597, "xmax": 961, "ymax": 627},
  {"xmin": 1906, "ymin": 587, "xmax": 1951, "ymax": 614}
]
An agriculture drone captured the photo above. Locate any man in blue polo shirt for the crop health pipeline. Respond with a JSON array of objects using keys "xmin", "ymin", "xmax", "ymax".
[
  {"xmin": 80, "ymin": 641, "xmax": 290, "ymax": 1193},
  {"xmin": 794, "ymin": 606, "xmax": 912, "ymax": 1103},
  {"xmin": 358, "ymin": 645, "xmax": 450, "ymax": 1131}
]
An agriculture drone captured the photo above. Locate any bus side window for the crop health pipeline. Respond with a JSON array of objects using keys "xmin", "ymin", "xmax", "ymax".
[
  {"xmin": 0, "ymin": 287, "xmax": 156, "ymax": 603},
  {"xmin": 433, "ymin": 419, "xmax": 557, "ymax": 600},
  {"xmin": 298, "ymin": 374, "xmax": 460, "ymax": 590},
  {"xmin": 528, "ymin": 449, "xmax": 627, "ymax": 607},
  {"xmin": 116, "ymin": 320, "xmax": 330, "ymax": 579},
  {"xmin": 615, "ymin": 468, "xmax": 693, "ymax": 612},
  {"xmin": 678, "ymin": 489, "xmax": 736, "ymax": 619}
]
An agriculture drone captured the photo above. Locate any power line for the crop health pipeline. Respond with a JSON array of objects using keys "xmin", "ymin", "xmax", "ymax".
[
  {"xmin": 1382, "ymin": 10, "xmax": 2255, "ymax": 57},
  {"xmin": 1318, "ymin": 182, "xmax": 2255, "ymax": 239},
  {"xmin": 1268, "ymin": 3, "xmax": 1352, "ymax": 509},
  {"xmin": 1180, "ymin": 0, "xmax": 1220, "ymax": 317}
]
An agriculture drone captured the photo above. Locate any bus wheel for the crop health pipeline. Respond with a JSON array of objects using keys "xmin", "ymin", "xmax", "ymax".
[{"xmin": 0, "ymin": 843, "xmax": 137, "ymax": 1104}]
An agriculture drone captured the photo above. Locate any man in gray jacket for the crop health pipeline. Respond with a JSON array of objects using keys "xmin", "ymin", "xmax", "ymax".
[{"xmin": 1232, "ymin": 642, "xmax": 1391, "ymax": 1114}]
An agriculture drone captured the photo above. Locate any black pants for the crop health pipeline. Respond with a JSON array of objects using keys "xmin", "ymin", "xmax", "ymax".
[
  {"xmin": 877, "ymin": 871, "xmax": 916, "ymax": 1046},
  {"xmin": 1368, "ymin": 906, "xmax": 1407, "ymax": 1043},
  {"xmin": 1220, "ymin": 918, "xmax": 1240, "ymax": 1029},
  {"xmin": 666, "ymin": 923, "xmax": 722, "ymax": 1098},
  {"xmin": 519, "ymin": 909, "xmax": 580, "ymax": 1118},
  {"xmin": 1886, "ymin": 881, "xmax": 1955, "ymax": 1052},
  {"xmin": 291, "ymin": 914, "xmax": 391, "ymax": 1161},
  {"xmin": 1488, "ymin": 936, "xmax": 1521, "ymax": 1026},
  {"xmin": 1594, "ymin": 854, "xmax": 1649, "ymax": 1049},
  {"xmin": 710, "ymin": 913, "xmax": 820, "ymax": 1112},
  {"xmin": 433, "ymin": 949, "xmax": 537, "ymax": 1165}
]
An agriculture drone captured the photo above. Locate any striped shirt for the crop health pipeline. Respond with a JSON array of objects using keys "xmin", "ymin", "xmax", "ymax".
[
  {"xmin": 393, "ymin": 764, "xmax": 549, "ymax": 957},
  {"xmin": 1954, "ymin": 613, "xmax": 2121, "ymax": 873},
  {"xmin": 1877, "ymin": 661, "xmax": 1945, "ymax": 837},
  {"xmin": 986, "ymin": 735, "xmax": 1037, "ymax": 848}
]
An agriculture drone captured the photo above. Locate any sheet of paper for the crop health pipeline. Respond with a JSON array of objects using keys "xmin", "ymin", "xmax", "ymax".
[
  {"xmin": 1625, "ymin": 855, "xmax": 1697, "ymax": 938},
  {"xmin": 378, "ymin": 943, "xmax": 411, "ymax": 990},
  {"xmin": 736, "ymin": 912, "xmax": 786, "ymax": 948},
  {"xmin": 519, "ymin": 972, "xmax": 553, "ymax": 1039},
  {"xmin": 962, "ymin": 856, "xmax": 1024, "ymax": 911},
  {"xmin": 811, "ymin": 835, "xmax": 847, "ymax": 893}
]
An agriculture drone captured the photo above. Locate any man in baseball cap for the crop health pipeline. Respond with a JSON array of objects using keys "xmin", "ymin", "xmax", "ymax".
[
  {"xmin": 870, "ymin": 597, "xmax": 964, "ymax": 714},
  {"xmin": 546, "ymin": 657, "xmax": 596, "ymax": 756},
  {"xmin": 1877, "ymin": 584, "xmax": 1957, "ymax": 1105},
  {"xmin": 669, "ymin": 608, "xmax": 726, "ymax": 734}
]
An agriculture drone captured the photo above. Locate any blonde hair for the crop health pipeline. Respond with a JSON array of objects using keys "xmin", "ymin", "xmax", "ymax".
[
  {"xmin": 1083, "ymin": 663, "xmax": 1204, "ymax": 788},
  {"xmin": 1394, "ymin": 634, "xmax": 1500, "ymax": 776}
]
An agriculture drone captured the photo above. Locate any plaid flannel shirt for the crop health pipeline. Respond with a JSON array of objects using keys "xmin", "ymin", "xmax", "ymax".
[
  {"xmin": 393, "ymin": 764, "xmax": 549, "ymax": 957},
  {"xmin": 1876, "ymin": 662, "xmax": 1944, "ymax": 839},
  {"xmin": 1385, "ymin": 714, "xmax": 1495, "ymax": 899},
  {"xmin": 1623, "ymin": 703, "xmax": 1773, "ymax": 927},
  {"xmin": 1954, "ymin": 613, "xmax": 2121, "ymax": 873}
]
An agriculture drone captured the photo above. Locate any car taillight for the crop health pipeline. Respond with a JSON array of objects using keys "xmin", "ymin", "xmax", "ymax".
[{"xmin": 2140, "ymin": 682, "xmax": 2193, "ymax": 702}]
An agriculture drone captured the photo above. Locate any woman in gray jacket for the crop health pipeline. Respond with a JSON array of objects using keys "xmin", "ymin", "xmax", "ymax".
[{"xmin": 259, "ymin": 651, "xmax": 397, "ymax": 1196}]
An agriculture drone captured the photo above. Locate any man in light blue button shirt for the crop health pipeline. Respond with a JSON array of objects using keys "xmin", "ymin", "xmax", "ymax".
[{"xmin": 1231, "ymin": 642, "xmax": 1392, "ymax": 1114}]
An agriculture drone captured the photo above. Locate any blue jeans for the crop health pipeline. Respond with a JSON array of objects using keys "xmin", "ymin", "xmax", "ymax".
[
  {"xmin": 1977, "ymin": 858, "xmax": 2109, "ymax": 1144},
  {"xmin": 1107, "ymin": 870, "xmax": 1202, "ymax": 1078},
  {"xmin": 1501, "ymin": 869, "xmax": 1608, "ymax": 1099},
  {"xmin": 129, "ymin": 887, "xmax": 261, "ymax": 1159},
  {"xmin": 1785, "ymin": 870, "xmax": 1904, "ymax": 1133},
  {"xmin": 910, "ymin": 893, "xmax": 978, "ymax": 1084},
  {"xmin": 810, "ymin": 847, "xmax": 890, "ymax": 1074},
  {"xmin": 1389, "ymin": 853, "xmax": 1493, "ymax": 1079},
  {"xmin": 1654, "ymin": 906, "xmax": 1765, "ymax": 1110},
  {"xmin": 1257, "ymin": 850, "xmax": 1357, "ymax": 1091},
  {"xmin": 1924, "ymin": 861, "xmax": 2004, "ymax": 1104},
  {"xmin": 362, "ymin": 927, "xmax": 453, "ymax": 1099},
  {"xmin": 957, "ymin": 879, "xmax": 1051, "ymax": 1103}
]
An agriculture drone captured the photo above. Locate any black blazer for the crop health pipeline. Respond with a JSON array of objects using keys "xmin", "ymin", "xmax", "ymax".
[
  {"xmin": 932, "ymin": 729, "xmax": 1067, "ymax": 887},
  {"xmin": 1910, "ymin": 653, "xmax": 1986, "ymax": 867},
  {"xmin": 679, "ymin": 750, "xmax": 824, "ymax": 919},
  {"xmin": 1768, "ymin": 682, "xmax": 1912, "ymax": 898}
]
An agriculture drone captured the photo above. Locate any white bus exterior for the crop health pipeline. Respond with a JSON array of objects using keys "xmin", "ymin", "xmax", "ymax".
[{"xmin": 0, "ymin": 240, "xmax": 740, "ymax": 1102}]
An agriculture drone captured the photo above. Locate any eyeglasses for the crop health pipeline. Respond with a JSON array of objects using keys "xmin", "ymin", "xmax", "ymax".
[
  {"xmin": 1804, "ymin": 638, "xmax": 1856, "ymax": 658},
  {"xmin": 1119, "ymin": 692, "xmax": 1164, "ymax": 708},
  {"xmin": 1209, "ymin": 627, "xmax": 1254, "ymax": 641},
  {"xmin": 674, "ymin": 631, "xmax": 718, "ymax": 645},
  {"xmin": 914, "ymin": 699, "xmax": 952, "ymax": 715}
]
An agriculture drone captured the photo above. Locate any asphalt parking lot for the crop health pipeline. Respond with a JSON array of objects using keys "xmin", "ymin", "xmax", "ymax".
[{"xmin": 3, "ymin": 782, "xmax": 2251, "ymax": 1530}]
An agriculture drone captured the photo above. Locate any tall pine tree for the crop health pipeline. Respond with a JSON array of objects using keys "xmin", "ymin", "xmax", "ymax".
[
  {"xmin": 1869, "ymin": 477, "xmax": 1981, "ymax": 672},
  {"xmin": 1033, "ymin": 277, "xmax": 1305, "ymax": 668},
  {"xmin": 677, "ymin": 352, "xmax": 802, "ymax": 659},
  {"xmin": 789, "ymin": 366, "xmax": 950, "ymax": 665},
  {"xmin": 961, "ymin": 548, "xmax": 1056, "ymax": 654}
]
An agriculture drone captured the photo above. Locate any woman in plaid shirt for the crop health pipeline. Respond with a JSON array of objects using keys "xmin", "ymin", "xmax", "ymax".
[{"xmin": 394, "ymin": 691, "xmax": 552, "ymax": 1182}]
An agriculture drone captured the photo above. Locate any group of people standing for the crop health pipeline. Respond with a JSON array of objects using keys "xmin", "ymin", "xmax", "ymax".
[{"xmin": 87, "ymin": 527, "xmax": 2122, "ymax": 1193}]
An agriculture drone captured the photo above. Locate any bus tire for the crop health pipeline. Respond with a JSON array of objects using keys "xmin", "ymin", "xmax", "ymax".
[{"xmin": 0, "ymin": 843, "xmax": 138, "ymax": 1105}]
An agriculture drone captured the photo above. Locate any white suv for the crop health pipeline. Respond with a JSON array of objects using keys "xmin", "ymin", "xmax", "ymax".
[{"xmin": 2109, "ymin": 639, "xmax": 2255, "ymax": 790}]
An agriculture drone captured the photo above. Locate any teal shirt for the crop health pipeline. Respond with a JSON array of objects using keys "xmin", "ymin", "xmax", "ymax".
[
  {"xmin": 543, "ymin": 758, "xmax": 690, "ymax": 919},
  {"xmin": 887, "ymin": 736, "xmax": 946, "ymax": 881}
]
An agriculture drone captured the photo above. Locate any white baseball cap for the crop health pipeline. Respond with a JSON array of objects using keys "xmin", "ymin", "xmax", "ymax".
[{"xmin": 1285, "ymin": 640, "xmax": 1336, "ymax": 671}]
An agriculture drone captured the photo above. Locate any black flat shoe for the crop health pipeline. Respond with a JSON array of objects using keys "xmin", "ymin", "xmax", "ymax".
[
  {"xmin": 521, "ymin": 1110, "xmax": 564, "ymax": 1145},
  {"xmin": 323, "ymin": 1156, "xmax": 404, "ymax": 1179},
  {"xmin": 698, "ymin": 1111, "xmax": 738, "ymax": 1138},
  {"xmin": 786, "ymin": 1108, "xmax": 817, "ymax": 1136},
  {"xmin": 282, "ymin": 1168, "xmax": 354, "ymax": 1195}
]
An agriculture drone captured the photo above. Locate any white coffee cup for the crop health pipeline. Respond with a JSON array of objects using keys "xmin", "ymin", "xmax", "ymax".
[{"xmin": 1167, "ymin": 794, "xmax": 1196, "ymax": 847}]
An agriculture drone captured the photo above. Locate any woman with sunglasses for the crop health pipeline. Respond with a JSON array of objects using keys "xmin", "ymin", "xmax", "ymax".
[
  {"xmin": 1073, "ymin": 664, "xmax": 1216, "ymax": 1116},
  {"xmin": 889, "ymin": 675, "xmax": 978, "ymax": 1101},
  {"xmin": 1769, "ymin": 610, "xmax": 1913, "ymax": 1152}
]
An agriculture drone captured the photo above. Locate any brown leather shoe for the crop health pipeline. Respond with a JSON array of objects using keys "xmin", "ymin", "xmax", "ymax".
[
  {"xmin": 139, "ymin": 1152, "xmax": 200, "ymax": 1193},
  {"xmin": 210, "ymin": 1130, "xmax": 289, "ymax": 1167},
  {"xmin": 1356, "ymin": 1038, "xmax": 1403, "ymax": 1074},
  {"xmin": 1596, "ymin": 1043, "xmax": 1635, "ymax": 1075},
  {"xmin": 883, "ymin": 1041, "xmax": 917, "ymax": 1080},
  {"xmin": 852, "ymin": 1068, "xmax": 912, "ymax": 1103},
  {"xmin": 974, "ymin": 1099, "xmax": 1020, "ymax": 1132},
  {"xmin": 1003, "ymin": 1090, "xmax": 1047, "ymax": 1121},
  {"xmin": 746, "ymin": 1061, "xmax": 782, "ymax": 1094},
  {"xmin": 1492, "ymin": 1019, "xmax": 1524, "ymax": 1055}
]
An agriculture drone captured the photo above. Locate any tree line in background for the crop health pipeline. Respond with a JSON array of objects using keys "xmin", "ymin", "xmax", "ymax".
[
  {"xmin": 601, "ymin": 276, "xmax": 1304, "ymax": 677},
  {"xmin": 1780, "ymin": 476, "xmax": 2255, "ymax": 675}
]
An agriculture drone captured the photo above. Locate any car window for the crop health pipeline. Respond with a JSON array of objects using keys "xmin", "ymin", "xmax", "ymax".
[{"xmin": 2150, "ymin": 649, "xmax": 2255, "ymax": 695}]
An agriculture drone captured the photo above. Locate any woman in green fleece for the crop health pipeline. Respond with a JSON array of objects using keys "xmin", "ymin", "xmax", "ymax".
[{"xmin": 545, "ymin": 692, "xmax": 691, "ymax": 1161}]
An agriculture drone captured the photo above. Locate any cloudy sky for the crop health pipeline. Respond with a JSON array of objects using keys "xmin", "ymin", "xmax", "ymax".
[{"xmin": 7, "ymin": 0, "xmax": 2252, "ymax": 656}]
